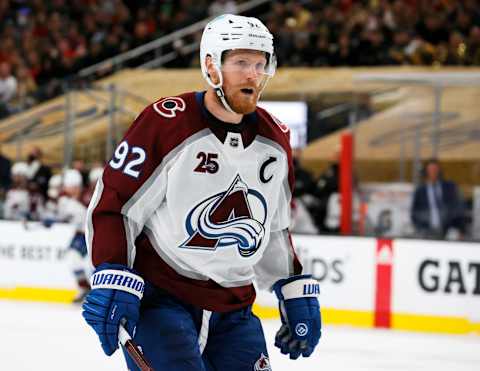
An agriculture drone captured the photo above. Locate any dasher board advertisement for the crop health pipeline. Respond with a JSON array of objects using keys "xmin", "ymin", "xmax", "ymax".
[{"xmin": 0, "ymin": 221, "xmax": 77, "ymax": 288}]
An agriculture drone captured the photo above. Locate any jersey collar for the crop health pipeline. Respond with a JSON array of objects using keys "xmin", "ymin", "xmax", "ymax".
[
  {"xmin": 195, "ymin": 91, "xmax": 258, "ymax": 148},
  {"xmin": 195, "ymin": 91, "xmax": 257, "ymax": 133}
]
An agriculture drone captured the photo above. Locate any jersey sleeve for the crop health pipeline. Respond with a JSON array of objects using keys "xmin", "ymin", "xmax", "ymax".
[
  {"xmin": 86, "ymin": 105, "xmax": 170, "ymax": 268},
  {"xmin": 254, "ymin": 132, "xmax": 302, "ymax": 290}
]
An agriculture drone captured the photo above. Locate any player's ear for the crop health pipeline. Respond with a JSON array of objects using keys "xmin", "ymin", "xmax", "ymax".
[{"xmin": 205, "ymin": 55, "xmax": 220, "ymax": 85}]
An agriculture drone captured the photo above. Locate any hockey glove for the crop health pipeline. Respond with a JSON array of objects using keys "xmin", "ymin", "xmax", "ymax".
[
  {"xmin": 82, "ymin": 263, "xmax": 144, "ymax": 356},
  {"xmin": 273, "ymin": 274, "xmax": 321, "ymax": 359}
]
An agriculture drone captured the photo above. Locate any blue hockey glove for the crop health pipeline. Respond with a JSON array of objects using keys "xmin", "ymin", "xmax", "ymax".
[
  {"xmin": 41, "ymin": 218, "xmax": 55, "ymax": 228},
  {"xmin": 82, "ymin": 263, "xmax": 144, "ymax": 356},
  {"xmin": 273, "ymin": 275, "xmax": 321, "ymax": 359}
]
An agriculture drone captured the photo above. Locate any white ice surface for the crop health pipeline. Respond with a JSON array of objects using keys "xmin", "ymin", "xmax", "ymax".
[{"xmin": 0, "ymin": 300, "xmax": 478, "ymax": 371}]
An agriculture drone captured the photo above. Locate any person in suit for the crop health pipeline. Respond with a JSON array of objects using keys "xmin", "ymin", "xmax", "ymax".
[
  {"xmin": 0, "ymin": 148, "xmax": 12, "ymax": 193},
  {"xmin": 26, "ymin": 146, "xmax": 52, "ymax": 199},
  {"xmin": 411, "ymin": 159, "xmax": 465, "ymax": 239}
]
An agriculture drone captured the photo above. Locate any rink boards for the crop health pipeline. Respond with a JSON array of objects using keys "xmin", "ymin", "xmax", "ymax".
[{"xmin": 0, "ymin": 220, "xmax": 479, "ymax": 335}]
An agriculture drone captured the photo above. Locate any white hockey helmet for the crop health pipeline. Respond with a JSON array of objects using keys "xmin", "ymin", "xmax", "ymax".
[
  {"xmin": 11, "ymin": 162, "xmax": 29, "ymax": 177},
  {"xmin": 49, "ymin": 173, "xmax": 62, "ymax": 188},
  {"xmin": 88, "ymin": 166, "xmax": 103, "ymax": 184},
  {"xmin": 200, "ymin": 14, "xmax": 276, "ymax": 112},
  {"xmin": 47, "ymin": 173, "xmax": 63, "ymax": 199},
  {"xmin": 63, "ymin": 169, "xmax": 83, "ymax": 188}
]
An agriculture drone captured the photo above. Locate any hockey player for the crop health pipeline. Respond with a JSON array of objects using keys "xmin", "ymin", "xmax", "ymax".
[
  {"xmin": 59, "ymin": 169, "xmax": 91, "ymax": 302},
  {"xmin": 82, "ymin": 14, "xmax": 321, "ymax": 370},
  {"xmin": 3, "ymin": 162, "xmax": 30, "ymax": 220}
]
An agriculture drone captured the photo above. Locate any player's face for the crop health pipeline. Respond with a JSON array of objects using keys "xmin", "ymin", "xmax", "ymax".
[
  {"xmin": 221, "ymin": 50, "xmax": 269, "ymax": 114},
  {"xmin": 426, "ymin": 162, "xmax": 440, "ymax": 182},
  {"xmin": 63, "ymin": 185, "xmax": 82, "ymax": 199}
]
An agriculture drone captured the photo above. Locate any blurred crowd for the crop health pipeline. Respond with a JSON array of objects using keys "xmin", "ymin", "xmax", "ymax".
[
  {"xmin": 2, "ymin": 0, "xmax": 480, "ymax": 119},
  {"xmin": 0, "ymin": 0, "xmax": 237, "ymax": 118},
  {"xmin": 0, "ymin": 146, "xmax": 103, "ymax": 226},
  {"xmin": 0, "ymin": 145, "xmax": 471, "ymax": 243},
  {"xmin": 290, "ymin": 152, "xmax": 469, "ymax": 241},
  {"xmin": 266, "ymin": 0, "xmax": 480, "ymax": 67}
]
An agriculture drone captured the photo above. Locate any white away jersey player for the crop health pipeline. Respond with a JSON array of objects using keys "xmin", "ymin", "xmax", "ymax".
[{"xmin": 86, "ymin": 92, "xmax": 302, "ymax": 312}]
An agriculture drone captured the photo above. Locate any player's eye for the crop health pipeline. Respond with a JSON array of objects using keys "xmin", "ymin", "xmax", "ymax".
[
  {"xmin": 255, "ymin": 62, "xmax": 266, "ymax": 73},
  {"xmin": 234, "ymin": 59, "xmax": 249, "ymax": 68}
]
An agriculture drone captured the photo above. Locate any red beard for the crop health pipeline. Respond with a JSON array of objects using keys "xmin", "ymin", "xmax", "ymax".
[{"xmin": 223, "ymin": 85, "xmax": 259, "ymax": 114}]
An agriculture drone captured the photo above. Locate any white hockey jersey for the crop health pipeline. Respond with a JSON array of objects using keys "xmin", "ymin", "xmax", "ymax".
[
  {"xmin": 86, "ymin": 92, "xmax": 301, "ymax": 312},
  {"xmin": 57, "ymin": 195, "xmax": 87, "ymax": 232},
  {"xmin": 3, "ymin": 188, "xmax": 30, "ymax": 220}
]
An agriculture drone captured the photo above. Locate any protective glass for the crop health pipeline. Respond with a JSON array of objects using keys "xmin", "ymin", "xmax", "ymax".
[{"xmin": 221, "ymin": 52, "xmax": 276, "ymax": 78}]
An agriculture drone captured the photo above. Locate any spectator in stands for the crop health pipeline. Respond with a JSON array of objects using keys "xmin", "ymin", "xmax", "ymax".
[
  {"xmin": 168, "ymin": 39, "xmax": 193, "ymax": 68},
  {"xmin": 329, "ymin": 32, "xmax": 356, "ymax": 66},
  {"xmin": 288, "ymin": 2, "xmax": 313, "ymax": 32},
  {"xmin": 467, "ymin": 26, "xmax": 480, "ymax": 65},
  {"xmin": 1, "ymin": 0, "xmax": 480, "ymax": 120},
  {"xmin": 81, "ymin": 164, "xmax": 103, "ymax": 207},
  {"xmin": 0, "ymin": 62, "xmax": 17, "ymax": 118},
  {"xmin": 411, "ymin": 159, "xmax": 466, "ymax": 239},
  {"xmin": 312, "ymin": 34, "xmax": 331, "ymax": 66},
  {"xmin": 416, "ymin": 13, "xmax": 450, "ymax": 46},
  {"xmin": 72, "ymin": 159, "xmax": 89, "ymax": 189},
  {"xmin": 323, "ymin": 190, "xmax": 362, "ymax": 235},
  {"xmin": 208, "ymin": 0, "xmax": 237, "ymax": 17},
  {"xmin": 102, "ymin": 26, "xmax": 129, "ymax": 60},
  {"xmin": 454, "ymin": 9, "xmax": 473, "ymax": 38},
  {"xmin": 25, "ymin": 146, "xmax": 52, "ymax": 199},
  {"xmin": 289, "ymin": 33, "xmax": 316, "ymax": 66},
  {"xmin": 313, "ymin": 150, "xmax": 340, "ymax": 232},
  {"xmin": 443, "ymin": 31, "xmax": 467, "ymax": 65},
  {"xmin": 3, "ymin": 162, "xmax": 30, "ymax": 220},
  {"xmin": 41, "ymin": 173, "xmax": 63, "ymax": 224},
  {"xmin": 293, "ymin": 148, "xmax": 317, "ymax": 200},
  {"xmin": 388, "ymin": 29, "xmax": 413, "ymax": 64},
  {"xmin": 357, "ymin": 29, "xmax": 390, "ymax": 66},
  {"xmin": 0, "ymin": 147, "xmax": 12, "ymax": 195},
  {"xmin": 12, "ymin": 64, "xmax": 37, "ymax": 110},
  {"xmin": 290, "ymin": 149, "xmax": 318, "ymax": 234}
]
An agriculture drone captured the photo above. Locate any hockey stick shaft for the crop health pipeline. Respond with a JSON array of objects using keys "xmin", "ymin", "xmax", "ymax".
[{"xmin": 118, "ymin": 323, "xmax": 154, "ymax": 371}]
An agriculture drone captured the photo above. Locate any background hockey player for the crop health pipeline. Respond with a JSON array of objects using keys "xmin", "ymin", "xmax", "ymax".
[
  {"xmin": 41, "ymin": 169, "xmax": 91, "ymax": 302},
  {"xmin": 82, "ymin": 14, "xmax": 321, "ymax": 370},
  {"xmin": 58, "ymin": 169, "xmax": 91, "ymax": 302}
]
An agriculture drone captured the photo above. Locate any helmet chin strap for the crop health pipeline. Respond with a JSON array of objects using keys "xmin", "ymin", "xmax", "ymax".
[
  {"xmin": 209, "ymin": 63, "xmax": 238, "ymax": 114},
  {"xmin": 214, "ymin": 86, "xmax": 236, "ymax": 114}
]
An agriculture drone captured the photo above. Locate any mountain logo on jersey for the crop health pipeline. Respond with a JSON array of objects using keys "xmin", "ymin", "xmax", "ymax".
[
  {"xmin": 180, "ymin": 175, "xmax": 267, "ymax": 257},
  {"xmin": 254, "ymin": 353, "xmax": 271, "ymax": 371}
]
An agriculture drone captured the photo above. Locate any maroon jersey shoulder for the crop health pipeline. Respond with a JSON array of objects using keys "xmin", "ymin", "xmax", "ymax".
[
  {"xmin": 126, "ymin": 92, "xmax": 206, "ymax": 157},
  {"xmin": 255, "ymin": 105, "xmax": 291, "ymax": 154},
  {"xmin": 102, "ymin": 92, "xmax": 205, "ymax": 189}
]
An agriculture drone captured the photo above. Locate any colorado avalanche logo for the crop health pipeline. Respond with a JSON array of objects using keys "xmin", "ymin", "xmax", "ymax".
[
  {"xmin": 153, "ymin": 97, "xmax": 186, "ymax": 118},
  {"xmin": 181, "ymin": 175, "xmax": 267, "ymax": 257},
  {"xmin": 254, "ymin": 353, "xmax": 271, "ymax": 371}
]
